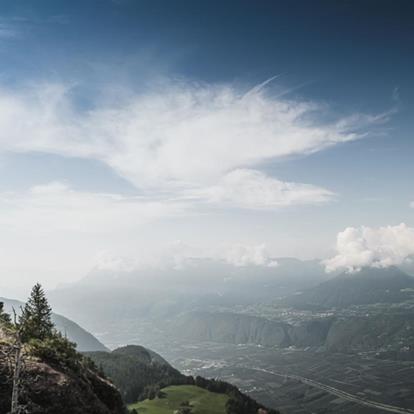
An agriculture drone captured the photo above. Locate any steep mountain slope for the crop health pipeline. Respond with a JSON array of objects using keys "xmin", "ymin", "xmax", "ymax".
[
  {"xmin": 286, "ymin": 266, "xmax": 414, "ymax": 310},
  {"xmin": 325, "ymin": 311, "xmax": 414, "ymax": 352},
  {"xmin": 86, "ymin": 345, "xmax": 186, "ymax": 403},
  {"xmin": 0, "ymin": 360, "xmax": 124, "ymax": 414},
  {"xmin": 0, "ymin": 327, "xmax": 124, "ymax": 414},
  {"xmin": 0, "ymin": 297, "xmax": 108, "ymax": 352}
]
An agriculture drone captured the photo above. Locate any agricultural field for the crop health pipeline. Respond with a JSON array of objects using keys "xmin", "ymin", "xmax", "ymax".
[
  {"xmin": 128, "ymin": 385, "xmax": 229, "ymax": 414},
  {"xmin": 153, "ymin": 342, "xmax": 414, "ymax": 414}
]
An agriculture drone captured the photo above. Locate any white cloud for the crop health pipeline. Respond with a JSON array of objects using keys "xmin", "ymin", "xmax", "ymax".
[
  {"xmin": 92, "ymin": 251, "xmax": 139, "ymax": 272},
  {"xmin": 323, "ymin": 223, "xmax": 414, "ymax": 272},
  {"xmin": 196, "ymin": 168, "xmax": 335, "ymax": 208},
  {"xmin": 90, "ymin": 241, "xmax": 279, "ymax": 273},
  {"xmin": 0, "ymin": 80, "xmax": 387, "ymax": 209},
  {"xmin": 0, "ymin": 23, "xmax": 17, "ymax": 38},
  {"xmin": 223, "ymin": 243, "xmax": 278, "ymax": 267},
  {"xmin": 0, "ymin": 181, "xmax": 185, "ymax": 234}
]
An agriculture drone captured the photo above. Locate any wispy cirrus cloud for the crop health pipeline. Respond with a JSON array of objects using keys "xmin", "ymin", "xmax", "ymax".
[
  {"xmin": 0, "ymin": 23, "xmax": 18, "ymax": 38},
  {"xmin": 0, "ymin": 181, "xmax": 186, "ymax": 234},
  {"xmin": 0, "ymin": 79, "xmax": 389, "ymax": 209}
]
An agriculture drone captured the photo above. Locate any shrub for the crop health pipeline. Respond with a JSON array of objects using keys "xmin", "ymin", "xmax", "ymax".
[{"xmin": 28, "ymin": 332, "xmax": 81, "ymax": 371}]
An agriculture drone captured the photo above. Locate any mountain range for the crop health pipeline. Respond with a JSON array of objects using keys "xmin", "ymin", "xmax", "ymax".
[{"xmin": 285, "ymin": 266, "xmax": 414, "ymax": 310}]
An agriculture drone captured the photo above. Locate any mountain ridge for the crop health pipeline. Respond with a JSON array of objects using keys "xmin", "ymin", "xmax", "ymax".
[
  {"xmin": 0, "ymin": 297, "xmax": 108, "ymax": 352},
  {"xmin": 286, "ymin": 266, "xmax": 414, "ymax": 310}
]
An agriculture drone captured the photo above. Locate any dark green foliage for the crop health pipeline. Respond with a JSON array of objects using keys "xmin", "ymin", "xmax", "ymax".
[
  {"xmin": 144, "ymin": 385, "xmax": 159, "ymax": 400},
  {"xmin": 28, "ymin": 332, "xmax": 82, "ymax": 371},
  {"xmin": 86, "ymin": 345, "xmax": 187, "ymax": 403},
  {"xmin": 157, "ymin": 390, "xmax": 166, "ymax": 398},
  {"xmin": 226, "ymin": 398, "xmax": 245, "ymax": 414},
  {"xmin": 193, "ymin": 376, "xmax": 279, "ymax": 414},
  {"xmin": 178, "ymin": 407, "xmax": 192, "ymax": 414},
  {"xmin": 20, "ymin": 283, "xmax": 54, "ymax": 342},
  {"xmin": 142, "ymin": 386, "xmax": 167, "ymax": 400},
  {"xmin": 93, "ymin": 348, "xmax": 279, "ymax": 413},
  {"xmin": 177, "ymin": 400, "xmax": 193, "ymax": 414},
  {"xmin": 0, "ymin": 301, "xmax": 11, "ymax": 325}
]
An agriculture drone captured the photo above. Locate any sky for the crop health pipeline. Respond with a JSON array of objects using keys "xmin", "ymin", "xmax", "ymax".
[{"xmin": 0, "ymin": 0, "xmax": 413, "ymax": 296}]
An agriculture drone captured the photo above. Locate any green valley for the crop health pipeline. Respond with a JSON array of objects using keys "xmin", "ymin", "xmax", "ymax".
[{"xmin": 129, "ymin": 385, "xmax": 229, "ymax": 414}]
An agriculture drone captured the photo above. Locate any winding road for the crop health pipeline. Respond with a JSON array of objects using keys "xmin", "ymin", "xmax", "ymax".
[{"xmin": 244, "ymin": 366, "xmax": 414, "ymax": 414}]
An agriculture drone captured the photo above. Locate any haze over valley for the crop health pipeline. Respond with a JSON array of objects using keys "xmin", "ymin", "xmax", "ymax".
[{"xmin": 1, "ymin": 1, "xmax": 414, "ymax": 413}]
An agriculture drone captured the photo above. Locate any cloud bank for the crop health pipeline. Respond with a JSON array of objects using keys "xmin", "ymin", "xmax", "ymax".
[
  {"xmin": 324, "ymin": 223, "xmax": 414, "ymax": 272},
  {"xmin": 198, "ymin": 169, "xmax": 334, "ymax": 208},
  {"xmin": 223, "ymin": 243, "xmax": 279, "ymax": 267},
  {"xmin": 91, "ymin": 241, "xmax": 279, "ymax": 272},
  {"xmin": 0, "ymin": 80, "xmax": 386, "ymax": 209}
]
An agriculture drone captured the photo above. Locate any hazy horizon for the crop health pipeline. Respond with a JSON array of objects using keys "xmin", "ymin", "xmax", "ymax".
[{"xmin": 0, "ymin": 0, "xmax": 413, "ymax": 296}]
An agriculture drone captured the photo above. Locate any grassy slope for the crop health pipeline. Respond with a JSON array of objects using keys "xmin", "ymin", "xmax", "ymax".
[{"xmin": 129, "ymin": 385, "xmax": 229, "ymax": 414}]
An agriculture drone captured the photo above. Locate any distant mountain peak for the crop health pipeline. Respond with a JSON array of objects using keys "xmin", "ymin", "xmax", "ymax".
[{"xmin": 287, "ymin": 266, "xmax": 414, "ymax": 310}]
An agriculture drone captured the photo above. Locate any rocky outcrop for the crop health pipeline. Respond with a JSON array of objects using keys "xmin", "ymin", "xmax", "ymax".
[
  {"xmin": 0, "ymin": 358, "xmax": 124, "ymax": 414},
  {"xmin": 0, "ymin": 322, "xmax": 124, "ymax": 414}
]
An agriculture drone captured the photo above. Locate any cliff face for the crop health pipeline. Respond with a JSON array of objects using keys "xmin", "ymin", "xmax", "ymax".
[
  {"xmin": 287, "ymin": 319, "xmax": 333, "ymax": 347},
  {"xmin": 170, "ymin": 310, "xmax": 414, "ymax": 355},
  {"xmin": 171, "ymin": 312, "xmax": 291, "ymax": 346},
  {"xmin": 0, "ymin": 358, "xmax": 125, "ymax": 414}
]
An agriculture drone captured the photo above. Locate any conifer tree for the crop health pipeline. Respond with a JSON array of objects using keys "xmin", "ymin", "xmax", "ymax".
[
  {"xmin": 20, "ymin": 283, "xmax": 54, "ymax": 341},
  {"xmin": 0, "ymin": 301, "xmax": 11, "ymax": 325}
]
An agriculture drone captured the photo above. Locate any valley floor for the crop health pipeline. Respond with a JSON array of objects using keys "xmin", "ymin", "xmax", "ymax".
[{"xmin": 143, "ymin": 341, "xmax": 414, "ymax": 414}]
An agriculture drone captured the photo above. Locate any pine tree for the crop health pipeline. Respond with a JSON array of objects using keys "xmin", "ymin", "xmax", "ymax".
[
  {"xmin": 0, "ymin": 301, "xmax": 11, "ymax": 325},
  {"xmin": 20, "ymin": 283, "xmax": 54, "ymax": 341}
]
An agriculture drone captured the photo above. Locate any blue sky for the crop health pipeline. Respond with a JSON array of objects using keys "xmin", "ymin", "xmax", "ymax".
[{"xmin": 0, "ymin": 0, "xmax": 413, "ymax": 294}]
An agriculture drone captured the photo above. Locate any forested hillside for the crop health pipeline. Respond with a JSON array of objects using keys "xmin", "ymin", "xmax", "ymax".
[{"xmin": 86, "ymin": 345, "xmax": 186, "ymax": 403}]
